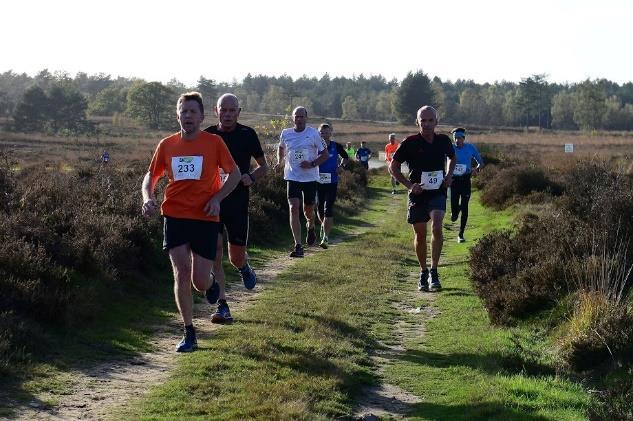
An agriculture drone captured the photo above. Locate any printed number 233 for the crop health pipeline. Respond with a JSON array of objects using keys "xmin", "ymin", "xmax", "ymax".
[{"xmin": 178, "ymin": 164, "xmax": 195, "ymax": 173}]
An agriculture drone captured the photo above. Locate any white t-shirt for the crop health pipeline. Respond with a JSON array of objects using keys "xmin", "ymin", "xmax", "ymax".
[{"xmin": 279, "ymin": 126, "xmax": 325, "ymax": 182}]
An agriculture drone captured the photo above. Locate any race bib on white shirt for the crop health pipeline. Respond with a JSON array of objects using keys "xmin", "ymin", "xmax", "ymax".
[
  {"xmin": 454, "ymin": 164, "xmax": 467, "ymax": 176},
  {"xmin": 360, "ymin": 155, "xmax": 369, "ymax": 162},
  {"xmin": 421, "ymin": 171, "xmax": 444, "ymax": 190},
  {"xmin": 292, "ymin": 148, "xmax": 307, "ymax": 164},
  {"xmin": 172, "ymin": 156, "xmax": 203, "ymax": 181},
  {"xmin": 319, "ymin": 173, "xmax": 332, "ymax": 184}
]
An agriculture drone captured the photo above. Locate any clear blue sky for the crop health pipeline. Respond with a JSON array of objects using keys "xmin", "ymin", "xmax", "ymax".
[{"xmin": 3, "ymin": 0, "xmax": 631, "ymax": 86}]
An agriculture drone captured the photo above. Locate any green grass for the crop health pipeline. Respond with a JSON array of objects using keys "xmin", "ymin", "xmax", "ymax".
[
  {"xmin": 382, "ymin": 188, "xmax": 591, "ymax": 420},
  {"xmin": 118, "ymin": 176, "xmax": 592, "ymax": 419}
]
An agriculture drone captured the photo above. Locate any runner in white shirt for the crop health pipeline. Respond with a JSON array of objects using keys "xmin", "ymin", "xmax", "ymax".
[{"xmin": 277, "ymin": 106, "xmax": 328, "ymax": 257}]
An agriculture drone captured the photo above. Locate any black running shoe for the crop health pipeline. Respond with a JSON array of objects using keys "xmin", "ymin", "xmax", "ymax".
[
  {"xmin": 418, "ymin": 269, "xmax": 430, "ymax": 292},
  {"xmin": 430, "ymin": 268, "xmax": 442, "ymax": 291},
  {"xmin": 205, "ymin": 274, "xmax": 220, "ymax": 304},
  {"xmin": 289, "ymin": 243, "xmax": 304, "ymax": 258}
]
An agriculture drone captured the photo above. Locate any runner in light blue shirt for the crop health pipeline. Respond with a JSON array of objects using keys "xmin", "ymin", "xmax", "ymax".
[{"xmin": 450, "ymin": 127, "xmax": 484, "ymax": 243}]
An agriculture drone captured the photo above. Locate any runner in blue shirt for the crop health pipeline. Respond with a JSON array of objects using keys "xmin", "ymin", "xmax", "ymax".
[
  {"xmin": 450, "ymin": 127, "xmax": 484, "ymax": 243},
  {"xmin": 355, "ymin": 141, "xmax": 372, "ymax": 169},
  {"xmin": 316, "ymin": 123, "xmax": 349, "ymax": 248}
]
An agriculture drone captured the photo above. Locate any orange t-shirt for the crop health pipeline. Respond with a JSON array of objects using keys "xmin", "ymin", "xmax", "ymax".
[
  {"xmin": 148, "ymin": 131, "xmax": 236, "ymax": 221},
  {"xmin": 385, "ymin": 142, "xmax": 399, "ymax": 162}
]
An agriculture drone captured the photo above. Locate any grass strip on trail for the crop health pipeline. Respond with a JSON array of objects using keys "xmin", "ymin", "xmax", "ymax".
[{"xmin": 120, "ymin": 176, "xmax": 591, "ymax": 420}]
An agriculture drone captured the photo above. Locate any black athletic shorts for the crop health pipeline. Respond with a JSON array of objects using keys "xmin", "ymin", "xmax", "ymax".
[
  {"xmin": 317, "ymin": 183, "xmax": 338, "ymax": 218},
  {"xmin": 407, "ymin": 191, "xmax": 447, "ymax": 224},
  {"xmin": 163, "ymin": 216, "xmax": 219, "ymax": 260},
  {"xmin": 287, "ymin": 180, "xmax": 317, "ymax": 205},
  {"xmin": 219, "ymin": 192, "xmax": 249, "ymax": 246}
]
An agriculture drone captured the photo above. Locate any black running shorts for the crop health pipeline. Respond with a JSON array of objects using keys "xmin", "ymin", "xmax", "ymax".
[
  {"xmin": 287, "ymin": 180, "xmax": 317, "ymax": 205},
  {"xmin": 407, "ymin": 192, "xmax": 447, "ymax": 224},
  {"xmin": 219, "ymin": 192, "xmax": 249, "ymax": 247},
  {"xmin": 317, "ymin": 182, "xmax": 338, "ymax": 218},
  {"xmin": 163, "ymin": 216, "xmax": 219, "ymax": 260}
]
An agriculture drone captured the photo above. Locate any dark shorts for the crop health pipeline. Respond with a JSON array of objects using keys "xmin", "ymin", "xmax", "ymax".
[
  {"xmin": 163, "ymin": 216, "xmax": 219, "ymax": 260},
  {"xmin": 317, "ymin": 182, "xmax": 338, "ymax": 218},
  {"xmin": 407, "ymin": 191, "xmax": 447, "ymax": 224},
  {"xmin": 219, "ymin": 193, "xmax": 249, "ymax": 247},
  {"xmin": 287, "ymin": 180, "xmax": 317, "ymax": 205}
]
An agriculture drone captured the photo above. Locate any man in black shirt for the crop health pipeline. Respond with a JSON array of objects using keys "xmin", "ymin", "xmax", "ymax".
[
  {"xmin": 204, "ymin": 93, "xmax": 268, "ymax": 323},
  {"xmin": 389, "ymin": 106, "xmax": 456, "ymax": 292}
]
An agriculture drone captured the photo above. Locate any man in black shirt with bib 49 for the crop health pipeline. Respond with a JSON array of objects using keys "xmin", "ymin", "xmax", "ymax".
[{"xmin": 389, "ymin": 106, "xmax": 456, "ymax": 292}]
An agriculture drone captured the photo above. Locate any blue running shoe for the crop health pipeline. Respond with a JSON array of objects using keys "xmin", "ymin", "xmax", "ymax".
[
  {"xmin": 176, "ymin": 327, "xmax": 197, "ymax": 352},
  {"xmin": 205, "ymin": 274, "xmax": 219, "ymax": 304},
  {"xmin": 239, "ymin": 263, "xmax": 257, "ymax": 290},
  {"xmin": 211, "ymin": 300, "xmax": 233, "ymax": 324}
]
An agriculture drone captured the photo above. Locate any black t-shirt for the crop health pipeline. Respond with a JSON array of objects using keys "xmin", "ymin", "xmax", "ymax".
[
  {"xmin": 392, "ymin": 132, "xmax": 455, "ymax": 199},
  {"xmin": 204, "ymin": 123, "xmax": 265, "ymax": 201}
]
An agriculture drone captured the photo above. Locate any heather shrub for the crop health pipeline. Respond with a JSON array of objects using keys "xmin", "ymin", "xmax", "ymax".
[
  {"xmin": 480, "ymin": 164, "xmax": 562, "ymax": 209},
  {"xmin": 558, "ymin": 160, "xmax": 633, "ymax": 244},
  {"xmin": 469, "ymin": 211, "xmax": 576, "ymax": 324}
]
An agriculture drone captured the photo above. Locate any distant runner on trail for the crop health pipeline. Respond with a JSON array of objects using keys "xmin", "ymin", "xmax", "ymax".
[
  {"xmin": 141, "ymin": 92, "xmax": 240, "ymax": 352},
  {"xmin": 384, "ymin": 133, "xmax": 400, "ymax": 194},
  {"xmin": 345, "ymin": 142, "xmax": 356, "ymax": 161},
  {"xmin": 315, "ymin": 123, "xmax": 349, "ymax": 249},
  {"xmin": 277, "ymin": 106, "xmax": 328, "ymax": 258},
  {"xmin": 355, "ymin": 141, "xmax": 372, "ymax": 169},
  {"xmin": 450, "ymin": 127, "xmax": 484, "ymax": 243},
  {"xmin": 389, "ymin": 106, "xmax": 456, "ymax": 292},
  {"xmin": 204, "ymin": 93, "xmax": 268, "ymax": 323}
]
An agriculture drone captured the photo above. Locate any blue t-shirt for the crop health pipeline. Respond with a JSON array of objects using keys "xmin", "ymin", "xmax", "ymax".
[
  {"xmin": 356, "ymin": 147, "xmax": 371, "ymax": 162},
  {"xmin": 453, "ymin": 143, "xmax": 484, "ymax": 176},
  {"xmin": 318, "ymin": 140, "xmax": 348, "ymax": 184}
]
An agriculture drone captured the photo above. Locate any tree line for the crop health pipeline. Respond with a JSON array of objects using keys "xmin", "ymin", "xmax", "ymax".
[{"xmin": 1, "ymin": 69, "xmax": 632, "ymax": 133}]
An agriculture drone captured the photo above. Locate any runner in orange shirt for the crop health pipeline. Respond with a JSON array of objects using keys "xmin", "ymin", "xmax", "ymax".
[
  {"xmin": 385, "ymin": 133, "xmax": 400, "ymax": 194},
  {"xmin": 141, "ymin": 92, "xmax": 240, "ymax": 352}
]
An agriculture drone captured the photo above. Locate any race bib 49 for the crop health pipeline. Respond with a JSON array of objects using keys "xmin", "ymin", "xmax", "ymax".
[
  {"xmin": 172, "ymin": 156, "xmax": 203, "ymax": 181},
  {"xmin": 421, "ymin": 171, "xmax": 444, "ymax": 190}
]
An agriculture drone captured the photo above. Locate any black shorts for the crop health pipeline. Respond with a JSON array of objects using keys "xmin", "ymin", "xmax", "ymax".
[
  {"xmin": 287, "ymin": 180, "xmax": 317, "ymax": 205},
  {"xmin": 163, "ymin": 216, "xmax": 219, "ymax": 260},
  {"xmin": 317, "ymin": 183, "xmax": 338, "ymax": 218},
  {"xmin": 407, "ymin": 191, "xmax": 447, "ymax": 224},
  {"xmin": 219, "ymin": 192, "xmax": 249, "ymax": 247}
]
